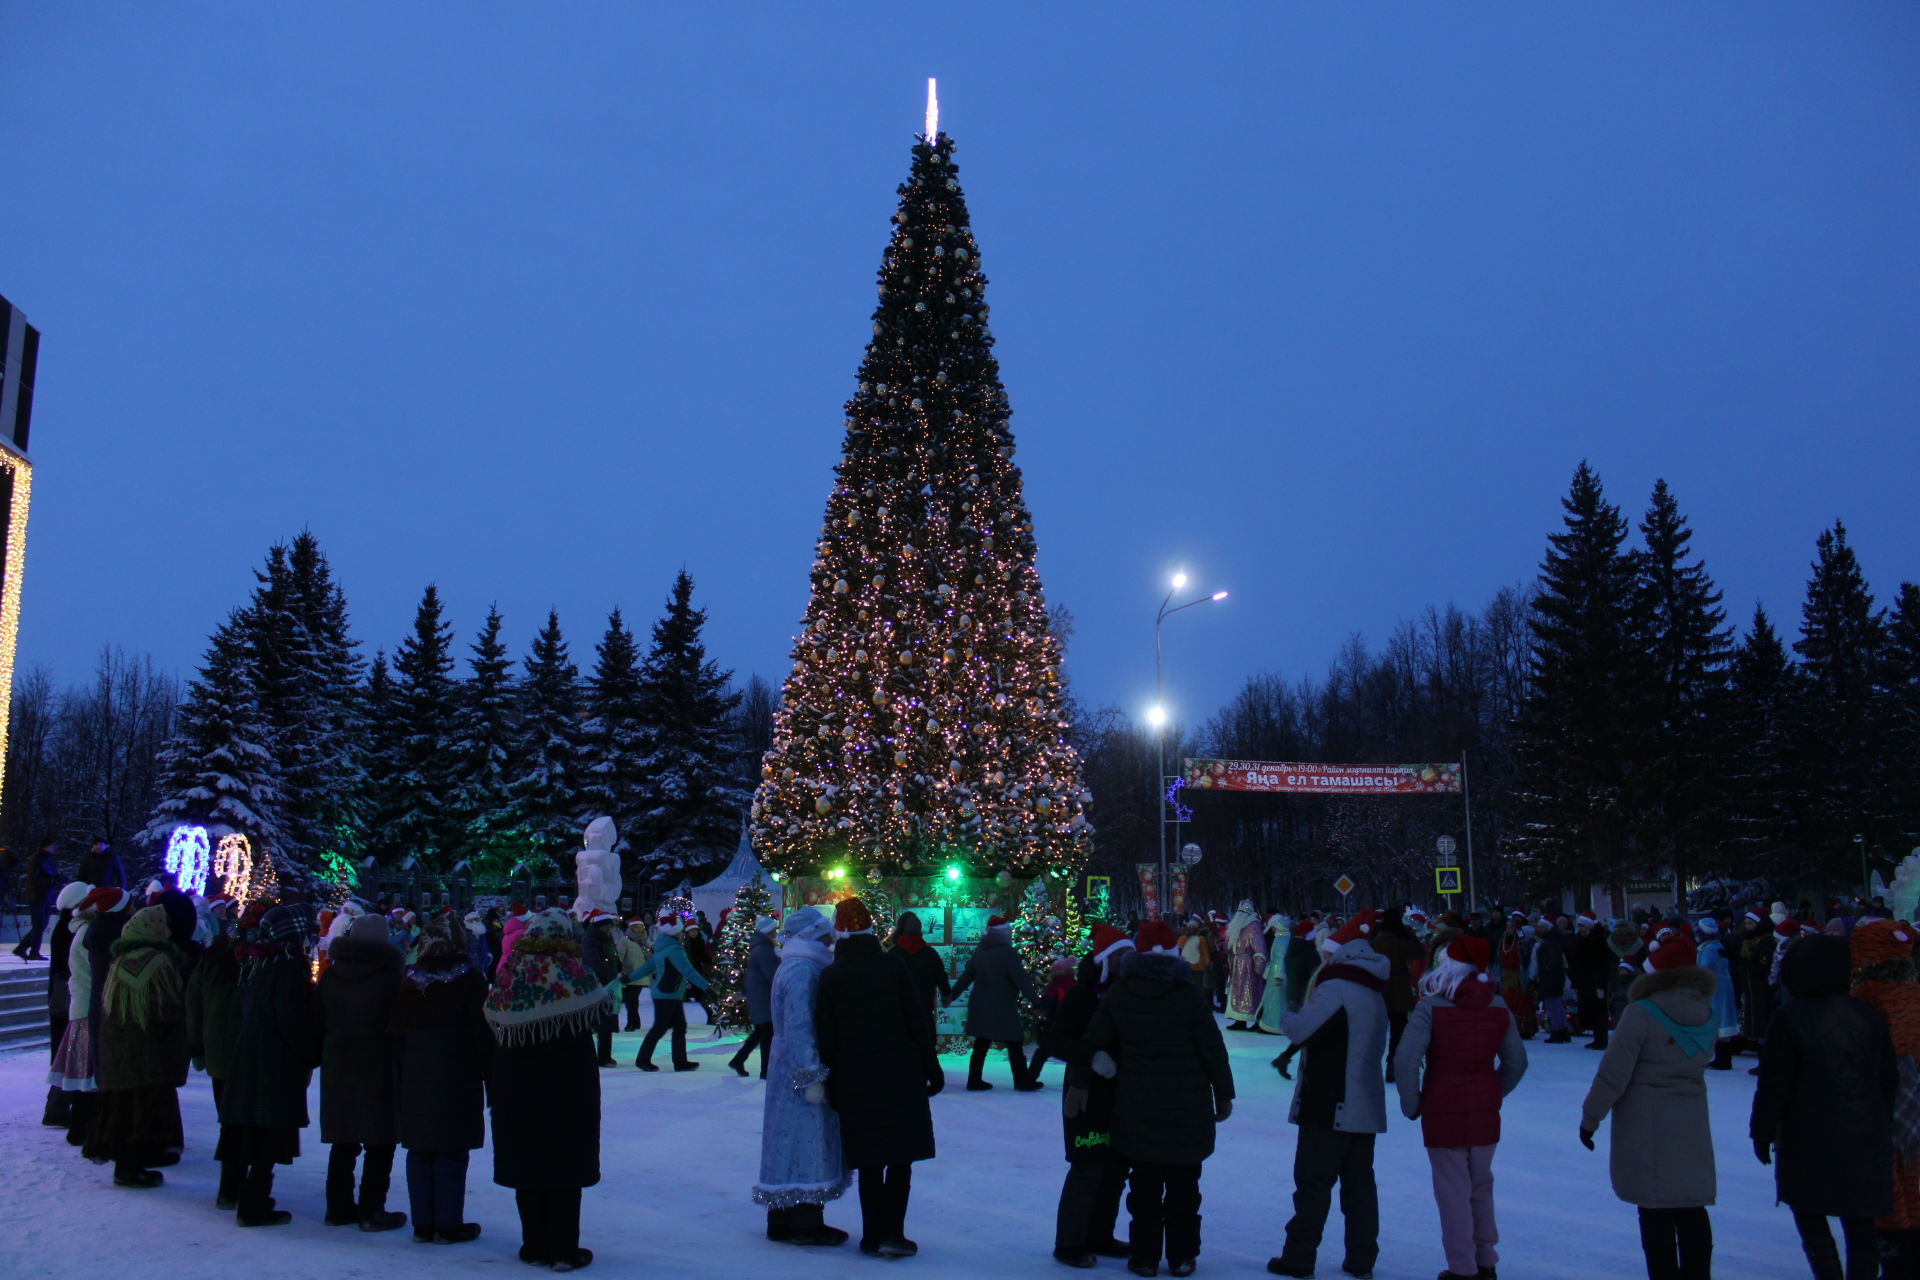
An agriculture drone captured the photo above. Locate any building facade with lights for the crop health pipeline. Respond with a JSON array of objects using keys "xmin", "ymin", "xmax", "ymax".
[{"xmin": 0, "ymin": 293, "xmax": 38, "ymax": 828}]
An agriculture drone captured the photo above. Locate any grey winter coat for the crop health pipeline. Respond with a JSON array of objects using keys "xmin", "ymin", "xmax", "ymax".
[
  {"xmin": 1580, "ymin": 966, "xmax": 1718, "ymax": 1208},
  {"xmin": 745, "ymin": 932, "xmax": 779, "ymax": 1026},
  {"xmin": 1282, "ymin": 938, "xmax": 1390, "ymax": 1134},
  {"xmin": 950, "ymin": 929, "xmax": 1036, "ymax": 1044}
]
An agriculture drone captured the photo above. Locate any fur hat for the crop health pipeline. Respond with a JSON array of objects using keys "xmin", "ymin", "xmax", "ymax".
[
  {"xmin": 1695, "ymin": 916, "xmax": 1720, "ymax": 936},
  {"xmin": 1851, "ymin": 919, "xmax": 1915, "ymax": 970},
  {"xmin": 1647, "ymin": 935, "xmax": 1698, "ymax": 971},
  {"xmin": 781, "ymin": 907, "xmax": 832, "ymax": 944},
  {"xmin": 56, "ymin": 881, "xmax": 93, "ymax": 911},
  {"xmin": 754, "ymin": 915, "xmax": 778, "ymax": 935},
  {"xmin": 1331, "ymin": 909, "xmax": 1379, "ymax": 947},
  {"xmin": 1134, "ymin": 920, "xmax": 1180, "ymax": 954},
  {"xmin": 348, "ymin": 914, "xmax": 392, "ymax": 945},
  {"xmin": 834, "ymin": 897, "xmax": 874, "ymax": 936}
]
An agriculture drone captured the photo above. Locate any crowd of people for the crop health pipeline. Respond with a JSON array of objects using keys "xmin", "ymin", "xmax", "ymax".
[{"xmin": 16, "ymin": 851, "xmax": 1920, "ymax": 1280}]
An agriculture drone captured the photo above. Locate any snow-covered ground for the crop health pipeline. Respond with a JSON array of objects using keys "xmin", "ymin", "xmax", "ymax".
[{"xmin": 0, "ymin": 1009, "xmax": 1803, "ymax": 1280}]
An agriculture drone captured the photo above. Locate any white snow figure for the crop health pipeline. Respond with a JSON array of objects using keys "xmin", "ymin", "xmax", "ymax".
[{"xmin": 574, "ymin": 816, "xmax": 623, "ymax": 917}]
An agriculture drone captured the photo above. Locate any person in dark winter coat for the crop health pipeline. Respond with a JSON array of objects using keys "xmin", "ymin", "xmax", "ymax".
[
  {"xmin": 221, "ymin": 903, "xmax": 321, "ymax": 1227},
  {"xmin": 1749, "ymin": 933, "xmax": 1897, "ymax": 1280},
  {"xmin": 76, "ymin": 840, "xmax": 125, "ymax": 892},
  {"xmin": 1568, "ymin": 913, "xmax": 1613, "ymax": 1049},
  {"xmin": 815, "ymin": 898, "xmax": 942, "ymax": 1258},
  {"xmin": 630, "ymin": 912, "xmax": 710, "ymax": 1071},
  {"xmin": 1393, "ymin": 935, "xmax": 1528, "ymax": 1280},
  {"xmin": 317, "ymin": 914, "xmax": 407, "ymax": 1231},
  {"xmin": 485, "ymin": 908, "xmax": 609, "ymax": 1271},
  {"xmin": 1531, "ymin": 918, "xmax": 1571, "ymax": 1042},
  {"xmin": 1085, "ymin": 919, "xmax": 1233, "ymax": 1278},
  {"xmin": 1284, "ymin": 918, "xmax": 1321, "ymax": 1013},
  {"xmin": 1270, "ymin": 909, "xmax": 1391, "ymax": 1280},
  {"xmin": 393, "ymin": 911, "xmax": 491, "ymax": 1245},
  {"xmin": 13, "ymin": 838, "xmax": 59, "ymax": 959},
  {"xmin": 579, "ymin": 911, "xmax": 622, "ymax": 1067},
  {"xmin": 889, "ymin": 911, "xmax": 951, "ymax": 1033},
  {"xmin": 949, "ymin": 914, "xmax": 1039, "ymax": 1090},
  {"xmin": 1602, "ymin": 921, "xmax": 1646, "ymax": 1050},
  {"xmin": 1369, "ymin": 910, "xmax": 1424, "ymax": 1080},
  {"xmin": 728, "ymin": 917, "xmax": 780, "ymax": 1078},
  {"xmin": 186, "ymin": 905, "xmax": 245, "ymax": 1207},
  {"xmin": 1047, "ymin": 924, "xmax": 1136, "ymax": 1268},
  {"xmin": 83, "ymin": 905, "xmax": 190, "ymax": 1189},
  {"xmin": 1030, "ymin": 955, "xmax": 1076, "ymax": 1075},
  {"xmin": 1580, "ymin": 934, "xmax": 1718, "ymax": 1280}
]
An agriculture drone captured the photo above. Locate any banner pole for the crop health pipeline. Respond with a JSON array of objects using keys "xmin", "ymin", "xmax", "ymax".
[{"xmin": 1462, "ymin": 751, "xmax": 1477, "ymax": 911}]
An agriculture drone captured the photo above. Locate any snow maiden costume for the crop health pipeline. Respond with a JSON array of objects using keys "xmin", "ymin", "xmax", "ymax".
[
  {"xmin": 1224, "ymin": 899, "xmax": 1267, "ymax": 1030},
  {"xmin": 754, "ymin": 907, "xmax": 851, "ymax": 1246},
  {"xmin": 1257, "ymin": 914, "xmax": 1291, "ymax": 1035}
]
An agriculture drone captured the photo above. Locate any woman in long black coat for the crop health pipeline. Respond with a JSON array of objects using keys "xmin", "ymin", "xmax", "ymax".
[
  {"xmin": 393, "ymin": 914, "xmax": 491, "ymax": 1244},
  {"xmin": 485, "ymin": 909, "xmax": 611, "ymax": 1272},
  {"xmin": 316, "ymin": 915, "xmax": 406, "ymax": 1230},
  {"xmin": 1750, "ymin": 934, "xmax": 1898, "ymax": 1280},
  {"xmin": 221, "ymin": 903, "xmax": 320, "ymax": 1227},
  {"xmin": 814, "ymin": 898, "xmax": 942, "ymax": 1259},
  {"xmin": 1086, "ymin": 926, "xmax": 1235, "ymax": 1278}
]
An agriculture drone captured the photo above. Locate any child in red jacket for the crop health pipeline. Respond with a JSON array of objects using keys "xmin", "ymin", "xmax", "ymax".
[{"xmin": 1391, "ymin": 935, "xmax": 1529, "ymax": 1280}]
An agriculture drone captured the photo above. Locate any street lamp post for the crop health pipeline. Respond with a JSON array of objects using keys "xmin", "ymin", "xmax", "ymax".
[{"xmin": 1151, "ymin": 572, "xmax": 1228, "ymax": 918}]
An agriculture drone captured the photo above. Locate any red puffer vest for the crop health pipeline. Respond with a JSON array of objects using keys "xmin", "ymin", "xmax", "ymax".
[{"xmin": 1417, "ymin": 978, "xmax": 1512, "ymax": 1149}]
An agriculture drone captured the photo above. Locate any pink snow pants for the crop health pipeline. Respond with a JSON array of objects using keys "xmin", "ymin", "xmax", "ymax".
[{"xmin": 1427, "ymin": 1145, "xmax": 1499, "ymax": 1278}]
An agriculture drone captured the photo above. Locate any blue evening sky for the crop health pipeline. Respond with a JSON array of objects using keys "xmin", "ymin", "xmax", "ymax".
[{"xmin": 4, "ymin": 4, "xmax": 1916, "ymax": 732}]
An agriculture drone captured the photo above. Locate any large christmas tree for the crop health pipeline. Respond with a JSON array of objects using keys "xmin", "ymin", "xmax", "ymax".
[{"xmin": 751, "ymin": 116, "xmax": 1091, "ymax": 881}]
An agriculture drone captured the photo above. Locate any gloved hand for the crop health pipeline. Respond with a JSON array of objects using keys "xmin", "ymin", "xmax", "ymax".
[
  {"xmin": 1753, "ymin": 1138, "xmax": 1771, "ymax": 1166},
  {"xmin": 1578, "ymin": 1127, "xmax": 1596, "ymax": 1151},
  {"xmin": 1402, "ymin": 1101, "xmax": 1421, "ymax": 1121},
  {"xmin": 1063, "ymin": 1086, "xmax": 1089, "ymax": 1120},
  {"xmin": 1214, "ymin": 1100, "xmax": 1233, "ymax": 1123},
  {"xmin": 190, "ymin": 1057, "xmax": 206, "ymax": 1074},
  {"xmin": 804, "ymin": 1082, "xmax": 827, "ymax": 1105},
  {"xmin": 1091, "ymin": 1049, "xmax": 1118, "ymax": 1080},
  {"xmin": 926, "ymin": 1074, "xmax": 945, "ymax": 1098}
]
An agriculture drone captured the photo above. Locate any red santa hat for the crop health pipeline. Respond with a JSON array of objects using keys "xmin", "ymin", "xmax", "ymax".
[
  {"xmin": 985, "ymin": 914, "xmax": 1012, "ymax": 934},
  {"xmin": 1647, "ymin": 934, "xmax": 1698, "ymax": 971},
  {"xmin": 1292, "ymin": 919, "xmax": 1314, "ymax": 938},
  {"xmin": 656, "ymin": 912, "xmax": 684, "ymax": 936},
  {"xmin": 834, "ymin": 897, "xmax": 874, "ymax": 936},
  {"xmin": 1445, "ymin": 935, "xmax": 1491, "ymax": 979},
  {"xmin": 1773, "ymin": 917, "xmax": 1799, "ymax": 939},
  {"xmin": 1331, "ymin": 909, "xmax": 1379, "ymax": 947},
  {"xmin": 1134, "ymin": 920, "xmax": 1180, "ymax": 955},
  {"xmin": 77, "ymin": 886, "xmax": 130, "ymax": 916},
  {"xmin": 1090, "ymin": 922, "xmax": 1134, "ymax": 979},
  {"xmin": 1577, "ymin": 911, "xmax": 1600, "ymax": 929}
]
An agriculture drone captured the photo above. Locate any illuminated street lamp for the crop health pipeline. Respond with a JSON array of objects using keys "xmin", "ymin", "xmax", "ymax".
[{"xmin": 1152, "ymin": 571, "xmax": 1229, "ymax": 917}]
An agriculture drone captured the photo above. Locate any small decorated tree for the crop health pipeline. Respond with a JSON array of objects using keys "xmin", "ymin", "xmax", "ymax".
[
  {"xmin": 711, "ymin": 874, "xmax": 776, "ymax": 1030},
  {"xmin": 1012, "ymin": 876, "xmax": 1063, "ymax": 996}
]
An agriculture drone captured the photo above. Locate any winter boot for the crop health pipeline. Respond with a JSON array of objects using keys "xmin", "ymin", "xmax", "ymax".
[
  {"xmin": 728, "ymin": 1055, "xmax": 749, "ymax": 1077},
  {"xmin": 786, "ymin": 1202, "xmax": 849, "ymax": 1247},
  {"xmin": 766, "ymin": 1208, "xmax": 795, "ymax": 1241},
  {"xmin": 1709, "ymin": 1040, "xmax": 1734, "ymax": 1070},
  {"xmin": 1053, "ymin": 1250, "xmax": 1098, "ymax": 1268},
  {"xmin": 42, "ymin": 1086, "xmax": 71, "ymax": 1127},
  {"xmin": 1800, "ymin": 1234, "xmax": 1843, "ymax": 1280},
  {"xmin": 435, "ymin": 1224, "xmax": 482, "ymax": 1244}
]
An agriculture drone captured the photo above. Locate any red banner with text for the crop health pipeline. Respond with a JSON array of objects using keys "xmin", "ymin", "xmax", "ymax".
[
  {"xmin": 1183, "ymin": 759, "xmax": 1463, "ymax": 795},
  {"xmin": 1137, "ymin": 863, "xmax": 1160, "ymax": 919}
]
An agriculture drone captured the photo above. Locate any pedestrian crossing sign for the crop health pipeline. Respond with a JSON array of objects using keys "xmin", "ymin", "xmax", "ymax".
[{"xmin": 1435, "ymin": 866, "xmax": 1463, "ymax": 895}]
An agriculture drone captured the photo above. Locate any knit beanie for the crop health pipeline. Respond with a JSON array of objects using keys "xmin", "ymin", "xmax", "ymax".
[{"xmin": 755, "ymin": 915, "xmax": 778, "ymax": 935}]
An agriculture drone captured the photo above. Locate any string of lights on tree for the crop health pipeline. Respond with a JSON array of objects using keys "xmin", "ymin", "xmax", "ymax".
[
  {"xmin": 750, "ymin": 93, "xmax": 1092, "ymax": 885},
  {"xmin": 711, "ymin": 873, "xmax": 776, "ymax": 1031}
]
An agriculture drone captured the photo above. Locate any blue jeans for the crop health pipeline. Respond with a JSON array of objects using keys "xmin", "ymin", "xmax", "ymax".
[{"xmin": 405, "ymin": 1148, "xmax": 469, "ymax": 1232}]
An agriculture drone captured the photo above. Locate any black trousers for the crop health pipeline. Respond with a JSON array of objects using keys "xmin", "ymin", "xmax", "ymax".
[
  {"xmin": 1128, "ymin": 1161, "xmax": 1201, "ymax": 1266},
  {"xmin": 19, "ymin": 899, "xmax": 49, "ymax": 953},
  {"xmin": 856, "ymin": 1164, "xmax": 914, "ymax": 1245},
  {"xmin": 1278, "ymin": 1128, "xmax": 1378, "ymax": 1274},
  {"xmin": 1386, "ymin": 1011, "xmax": 1407, "ymax": 1076},
  {"xmin": 515, "ymin": 1187, "xmax": 582, "ymax": 1262},
  {"xmin": 596, "ymin": 1015, "xmax": 613, "ymax": 1063},
  {"xmin": 1577, "ymin": 984, "xmax": 1608, "ymax": 1045},
  {"xmin": 210, "ymin": 1079, "xmax": 241, "ymax": 1201},
  {"xmin": 1055, "ymin": 1156, "xmax": 1129, "ymax": 1252},
  {"xmin": 325, "ymin": 1142, "xmax": 395, "ymax": 1220},
  {"xmin": 406, "ymin": 1149, "xmax": 470, "ymax": 1233},
  {"xmin": 1637, "ymin": 1206, "xmax": 1712, "ymax": 1280},
  {"xmin": 968, "ymin": 1038, "xmax": 1030, "ymax": 1086},
  {"xmin": 1792, "ymin": 1209, "xmax": 1876, "ymax": 1280},
  {"xmin": 730, "ymin": 1022, "xmax": 772, "ymax": 1076},
  {"xmin": 622, "ymin": 985, "xmax": 642, "ymax": 1031},
  {"xmin": 237, "ymin": 1159, "xmax": 279, "ymax": 1224},
  {"xmin": 637, "ymin": 999, "xmax": 690, "ymax": 1066}
]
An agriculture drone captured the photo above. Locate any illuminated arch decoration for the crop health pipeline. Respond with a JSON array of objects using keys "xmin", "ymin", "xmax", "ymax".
[
  {"xmin": 164, "ymin": 824, "xmax": 212, "ymax": 897},
  {"xmin": 214, "ymin": 833, "xmax": 254, "ymax": 904},
  {"xmin": 0, "ymin": 447, "xmax": 30, "ymax": 832}
]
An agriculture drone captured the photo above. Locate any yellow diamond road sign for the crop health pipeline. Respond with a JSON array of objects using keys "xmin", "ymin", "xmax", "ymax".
[{"xmin": 1334, "ymin": 874, "xmax": 1355, "ymax": 897}]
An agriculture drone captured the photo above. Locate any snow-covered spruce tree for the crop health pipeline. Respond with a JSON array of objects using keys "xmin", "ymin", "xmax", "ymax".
[
  {"xmin": 447, "ymin": 606, "xmax": 522, "ymax": 887},
  {"xmin": 1717, "ymin": 606, "xmax": 1799, "ymax": 881},
  {"xmin": 507, "ymin": 610, "xmax": 584, "ymax": 867},
  {"xmin": 579, "ymin": 608, "xmax": 647, "ymax": 868},
  {"xmin": 383, "ymin": 585, "xmax": 459, "ymax": 867},
  {"xmin": 750, "ymin": 127, "xmax": 1091, "ymax": 882},
  {"xmin": 711, "ymin": 872, "xmax": 776, "ymax": 1030},
  {"xmin": 1882, "ymin": 583, "xmax": 1920, "ymax": 852},
  {"xmin": 141, "ymin": 612, "xmax": 291, "ymax": 884},
  {"xmin": 1625, "ymin": 480, "xmax": 1730, "ymax": 891},
  {"xmin": 627, "ymin": 572, "xmax": 748, "ymax": 887},
  {"xmin": 1510, "ymin": 461, "xmax": 1639, "ymax": 907}
]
